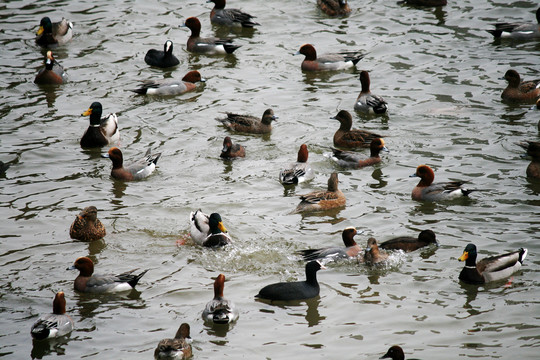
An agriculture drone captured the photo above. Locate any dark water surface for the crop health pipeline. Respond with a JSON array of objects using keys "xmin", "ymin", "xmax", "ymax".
[{"xmin": 1, "ymin": 0, "xmax": 539, "ymax": 359}]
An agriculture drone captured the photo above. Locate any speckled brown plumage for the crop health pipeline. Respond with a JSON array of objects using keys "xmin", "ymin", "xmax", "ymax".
[{"xmin": 69, "ymin": 206, "xmax": 106, "ymax": 242}]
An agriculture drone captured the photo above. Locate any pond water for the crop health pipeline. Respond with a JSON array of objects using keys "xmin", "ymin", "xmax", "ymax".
[{"xmin": 1, "ymin": 0, "xmax": 539, "ymax": 359}]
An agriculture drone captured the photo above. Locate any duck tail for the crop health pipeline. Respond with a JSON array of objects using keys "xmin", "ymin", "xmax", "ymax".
[
  {"xmin": 296, "ymin": 248, "xmax": 322, "ymax": 261},
  {"xmin": 223, "ymin": 44, "xmax": 241, "ymax": 54},
  {"xmin": 519, "ymin": 248, "xmax": 528, "ymax": 264},
  {"xmin": 128, "ymin": 269, "xmax": 149, "ymax": 288},
  {"xmin": 486, "ymin": 29, "xmax": 502, "ymax": 38},
  {"xmin": 31, "ymin": 322, "xmax": 50, "ymax": 340}
]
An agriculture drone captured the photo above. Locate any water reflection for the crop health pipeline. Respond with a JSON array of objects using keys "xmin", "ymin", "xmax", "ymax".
[
  {"xmin": 203, "ymin": 321, "xmax": 236, "ymax": 338},
  {"xmin": 73, "ymin": 290, "xmax": 143, "ymax": 320},
  {"xmin": 369, "ymin": 168, "xmax": 388, "ymax": 189},
  {"xmin": 255, "ymin": 296, "xmax": 324, "ymax": 327},
  {"xmin": 31, "ymin": 336, "xmax": 71, "ymax": 359}
]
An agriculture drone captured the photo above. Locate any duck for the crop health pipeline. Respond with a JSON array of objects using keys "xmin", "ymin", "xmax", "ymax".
[
  {"xmin": 181, "ymin": 17, "xmax": 240, "ymax": 54},
  {"xmin": 154, "ymin": 323, "xmax": 192, "ymax": 360},
  {"xmin": 518, "ymin": 140, "xmax": 540, "ymax": 179},
  {"xmin": 207, "ymin": 0, "xmax": 259, "ymax": 28},
  {"xmin": 295, "ymin": 44, "xmax": 366, "ymax": 71},
  {"xmin": 69, "ymin": 206, "xmax": 106, "ymax": 242},
  {"xmin": 217, "ymin": 108, "xmax": 277, "ymax": 134},
  {"xmin": 317, "ymin": 0, "xmax": 351, "ymax": 17},
  {"xmin": 31, "ymin": 291, "xmax": 74, "ymax": 340},
  {"xmin": 35, "ymin": 17, "xmax": 73, "ymax": 47},
  {"xmin": 363, "ymin": 238, "xmax": 389, "ymax": 265},
  {"xmin": 202, "ymin": 274, "xmax": 239, "ymax": 324},
  {"xmin": 354, "ymin": 71, "xmax": 388, "ymax": 114},
  {"xmin": 67, "ymin": 256, "xmax": 148, "ymax": 293},
  {"xmin": 34, "ymin": 51, "xmax": 65, "ymax": 85},
  {"xmin": 102, "ymin": 147, "xmax": 161, "ymax": 181},
  {"xmin": 220, "ymin": 136, "xmax": 245, "ymax": 159},
  {"xmin": 332, "ymin": 110, "xmax": 384, "ymax": 149},
  {"xmin": 255, "ymin": 260, "xmax": 325, "ymax": 301},
  {"xmin": 501, "ymin": 69, "xmax": 540, "ymax": 104},
  {"xmin": 279, "ymin": 144, "xmax": 314, "ymax": 185},
  {"xmin": 410, "ymin": 165, "xmax": 480, "ymax": 202},
  {"xmin": 379, "ymin": 230, "xmax": 437, "ymax": 252},
  {"xmin": 380, "ymin": 345, "xmax": 405, "ymax": 360},
  {"xmin": 398, "ymin": 0, "xmax": 446, "ymax": 6},
  {"xmin": 458, "ymin": 244, "xmax": 528, "ymax": 284},
  {"xmin": 297, "ymin": 227, "xmax": 362, "ymax": 263},
  {"xmin": 189, "ymin": 210, "xmax": 232, "ymax": 247},
  {"xmin": 330, "ymin": 138, "xmax": 388, "ymax": 168},
  {"xmin": 131, "ymin": 70, "xmax": 205, "ymax": 95},
  {"xmin": 487, "ymin": 7, "xmax": 540, "ymax": 39},
  {"xmin": 295, "ymin": 172, "xmax": 346, "ymax": 212},
  {"xmin": 80, "ymin": 101, "xmax": 119, "ymax": 148},
  {"xmin": 144, "ymin": 40, "xmax": 180, "ymax": 68}
]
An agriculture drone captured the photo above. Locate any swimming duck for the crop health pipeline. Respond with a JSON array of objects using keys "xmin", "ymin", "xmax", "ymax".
[
  {"xmin": 182, "ymin": 17, "xmax": 240, "ymax": 54},
  {"xmin": 202, "ymin": 274, "xmax": 239, "ymax": 324},
  {"xmin": 35, "ymin": 17, "xmax": 73, "ymax": 47},
  {"xmin": 330, "ymin": 138, "xmax": 388, "ymax": 168},
  {"xmin": 69, "ymin": 206, "xmax": 106, "ymax": 242},
  {"xmin": 31, "ymin": 291, "xmax": 74, "ymax": 340},
  {"xmin": 207, "ymin": 0, "xmax": 259, "ymax": 28},
  {"xmin": 80, "ymin": 101, "xmax": 119, "ymax": 148},
  {"xmin": 190, "ymin": 210, "xmax": 232, "ymax": 247},
  {"xmin": 295, "ymin": 44, "xmax": 366, "ymax": 71},
  {"xmin": 410, "ymin": 165, "xmax": 480, "ymax": 202},
  {"xmin": 217, "ymin": 108, "xmax": 277, "ymax": 134},
  {"xmin": 131, "ymin": 70, "xmax": 205, "ymax": 95},
  {"xmin": 379, "ymin": 230, "xmax": 437, "ymax": 252},
  {"xmin": 363, "ymin": 237, "xmax": 389, "ymax": 265},
  {"xmin": 67, "ymin": 256, "xmax": 148, "ymax": 293},
  {"xmin": 220, "ymin": 136, "xmax": 245, "ymax": 159},
  {"xmin": 458, "ymin": 244, "xmax": 528, "ymax": 284},
  {"xmin": 102, "ymin": 147, "xmax": 161, "ymax": 181},
  {"xmin": 501, "ymin": 69, "xmax": 540, "ymax": 104},
  {"xmin": 34, "ymin": 51, "xmax": 65, "ymax": 85},
  {"xmin": 295, "ymin": 172, "xmax": 346, "ymax": 212},
  {"xmin": 518, "ymin": 140, "xmax": 540, "ymax": 179},
  {"xmin": 487, "ymin": 7, "xmax": 540, "ymax": 39},
  {"xmin": 332, "ymin": 110, "xmax": 384, "ymax": 149},
  {"xmin": 279, "ymin": 144, "xmax": 314, "ymax": 185},
  {"xmin": 144, "ymin": 40, "xmax": 180, "ymax": 68},
  {"xmin": 255, "ymin": 260, "xmax": 325, "ymax": 301},
  {"xmin": 154, "ymin": 323, "xmax": 192, "ymax": 360},
  {"xmin": 317, "ymin": 0, "xmax": 351, "ymax": 17},
  {"xmin": 380, "ymin": 345, "xmax": 405, "ymax": 360},
  {"xmin": 297, "ymin": 227, "xmax": 362, "ymax": 262},
  {"xmin": 354, "ymin": 71, "xmax": 388, "ymax": 115}
]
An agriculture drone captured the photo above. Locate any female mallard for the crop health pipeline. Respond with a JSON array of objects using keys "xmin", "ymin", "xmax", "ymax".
[
  {"xmin": 458, "ymin": 243, "xmax": 527, "ymax": 284},
  {"xmin": 69, "ymin": 206, "xmax": 106, "ymax": 242}
]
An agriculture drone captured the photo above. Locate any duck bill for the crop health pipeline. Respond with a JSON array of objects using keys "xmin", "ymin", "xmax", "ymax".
[
  {"xmin": 218, "ymin": 222, "xmax": 227, "ymax": 233},
  {"xmin": 82, "ymin": 108, "xmax": 92, "ymax": 116},
  {"xmin": 37, "ymin": 26, "xmax": 44, "ymax": 36},
  {"xmin": 66, "ymin": 265, "xmax": 76, "ymax": 271},
  {"xmin": 458, "ymin": 251, "xmax": 468, "ymax": 262}
]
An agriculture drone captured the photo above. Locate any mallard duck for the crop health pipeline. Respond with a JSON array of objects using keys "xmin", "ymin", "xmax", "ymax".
[
  {"xmin": 69, "ymin": 206, "xmax": 106, "ymax": 242},
  {"xmin": 317, "ymin": 0, "xmax": 351, "ymax": 17},
  {"xmin": 202, "ymin": 274, "xmax": 239, "ymax": 325},
  {"xmin": 35, "ymin": 17, "xmax": 73, "ymax": 47},
  {"xmin": 189, "ymin": 210, "xmax": 232, "ymax": 247},
  {"xmin": 217, "ymin": 108, "xmax": 277, "ymax": 134},
  {"xmin": 80, "ymin": 102, "xmax": 119, "ymax": 148},
  {"xmin": 154, "ymin": 323, "xmax": 192, "ymax": 360},
  {"xmin": 458, "ymin": 244, "xmax": 527, "ymax": 284},
  {"xmin": 332, "ymin": 110, "xmax": 383, "ymax": 149},
  {"xmin": 34, "ymin": 51, "xmax": 66, "ymax": 85}
]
